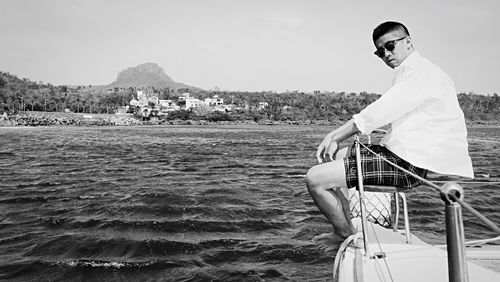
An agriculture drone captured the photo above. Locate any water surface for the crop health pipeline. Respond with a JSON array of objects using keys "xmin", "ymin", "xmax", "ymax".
[{"xmin": 0, "ymin": 125, "xmax": 498, "ymax": 281}]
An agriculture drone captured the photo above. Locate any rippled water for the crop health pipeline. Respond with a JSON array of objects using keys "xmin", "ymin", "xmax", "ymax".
[{"xmin": 0, "ymin": 125, "xmax": 499, "ymax": 281}]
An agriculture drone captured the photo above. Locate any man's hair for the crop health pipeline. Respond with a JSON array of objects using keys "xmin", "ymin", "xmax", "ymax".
[{"xmin": 372, "ymin": 21, "xmax": 410, "ymax": 43}]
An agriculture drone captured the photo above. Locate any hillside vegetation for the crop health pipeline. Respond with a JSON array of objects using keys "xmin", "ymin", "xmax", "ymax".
[{"xmin": 1, "ymin": 71, "xmax": 498, "ymax": 125}]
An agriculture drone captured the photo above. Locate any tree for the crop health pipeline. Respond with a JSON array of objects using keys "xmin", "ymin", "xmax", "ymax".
[{"xmin": 24, "ymin": 89, "xmax": 38, "ymax": 111}]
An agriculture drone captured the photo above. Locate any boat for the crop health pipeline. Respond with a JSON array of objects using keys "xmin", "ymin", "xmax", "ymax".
[
  {"xmin": 332, "ymin": 135, "xmax": 500, "ymax": 282},
  {"xmin": 335, "ymin": 217, "xmax": 500, "ymax": 281}
]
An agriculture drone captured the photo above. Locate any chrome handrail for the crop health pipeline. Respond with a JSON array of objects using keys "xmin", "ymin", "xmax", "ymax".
[
  {"xmin": 353, "ymin": 135, "xmax": 500, "ymax": 282},
  {"xmin": 354, "ymin": 134, "xmax": 370, "ymax": 256},
  {"xmin": 442, "ymin": 182, "xmax": 469, "ymax": 282}
]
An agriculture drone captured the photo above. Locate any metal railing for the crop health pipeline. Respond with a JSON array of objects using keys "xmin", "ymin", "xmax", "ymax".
[{"xmin": 353, "ymin": 134, "xmax": 500, "ymax": 282}]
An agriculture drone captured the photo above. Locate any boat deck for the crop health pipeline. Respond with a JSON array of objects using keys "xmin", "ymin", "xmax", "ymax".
[
  {"xmin": 337, "ymin": 219, "xmax": 500, "ymax": 282},
  {"xmin": 467, "ymin": 245, "xmax": 500, "ymax": 273}
]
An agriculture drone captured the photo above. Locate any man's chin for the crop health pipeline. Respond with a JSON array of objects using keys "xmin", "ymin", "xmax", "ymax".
[{"xmin": 387, "ymin": 60, "xmax": 400, "ymax": 68}]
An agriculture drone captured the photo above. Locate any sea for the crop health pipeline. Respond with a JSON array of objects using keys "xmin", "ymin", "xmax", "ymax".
[{"xmin": 0, "ymin": 125, "xmax": 499, "ymax": 282}]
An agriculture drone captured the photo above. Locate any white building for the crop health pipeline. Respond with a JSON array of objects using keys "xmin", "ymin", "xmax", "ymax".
[
  {"xmin": 204, "ymin": 95, "xmax": 224, "ymax": 106},
  {"xmin": 129, "ymin": 98, "xmax": 138, "ymax": 106},
  {"xmin": 159, "ymin": 99, "xmax": 180, "ymax": 112},
  {"xmin": 136, "ymin": 90, "xmax": 149, "ymax": 107},
  {"xmin": 178, "ymin": 93, "xmax": 226, "ymax": 110},
  {"xmin": 159, "ymin": 99, "xmax": 173, "ymax": 107},
  {"xmin": 257, "ymin": 102, "xmax": 268, "ymax": 110},
  {"xmin": 178, "ymin": 92, "xmax": 191, "ymax": 101},
  {"xmin": 134, "ymin": 90, "xmax": 160, "ymax": 107},
  {"xmin": 185, "ymin": 97, "xmax": 204, "ymax": 109}
]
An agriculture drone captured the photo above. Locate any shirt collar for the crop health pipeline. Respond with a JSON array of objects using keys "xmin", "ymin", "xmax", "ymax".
[{"xmin": 396, "ymin": 51, "xmax": 420, "ymax": 70}]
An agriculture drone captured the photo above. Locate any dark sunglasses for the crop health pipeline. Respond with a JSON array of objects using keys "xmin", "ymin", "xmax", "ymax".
[{"xmin": 374, "ymin": 36, "xmax": 407, "ymax": 58}]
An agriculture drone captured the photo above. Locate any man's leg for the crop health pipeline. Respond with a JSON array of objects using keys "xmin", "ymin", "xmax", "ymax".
[{"xmin": 305, "ymin": 147, "xmax": 356, "ymax": 238}]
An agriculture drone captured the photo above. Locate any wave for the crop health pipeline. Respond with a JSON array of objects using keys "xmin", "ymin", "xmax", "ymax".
[
  {"xmin": 0, "ymin": 150, "xmax": 15, "ymax": 156},
  {"xmin": 100, "ymin": 218, "xmax": 290, "ymax": 233},
  {"xmin": 0, "ymin": 258, "xmax": 291, "ymax": 281},
  {"xmin": 0, "ymin": 195, "xmax": 60, "ymax": 204},
  {"xmin": 201, "ymin": 241, "xmax": 324, "ymax": 266},
  {"xmin": 26, "ymin": 234, "xmax": 242, "ymax": 258},
  {"xmin": 22, "ymin": 236, "xmax": 324, "ymax": 270},
  {"xmin": 0, "ymin": 258, "xmax": 200, "ymax": 281},
  {"xmin": 40, "ymin": 214, "xmax": 291, "ymax": 235}
]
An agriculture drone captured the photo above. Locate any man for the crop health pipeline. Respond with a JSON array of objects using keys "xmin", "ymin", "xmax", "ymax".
[{"xmin": 305, "ymin": 21, "xmax": 474, "ymax": 242}]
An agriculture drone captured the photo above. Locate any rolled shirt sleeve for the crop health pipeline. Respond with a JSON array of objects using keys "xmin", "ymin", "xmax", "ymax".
[{"xmin": 353, "ymin": 63, "xmax": 428, "ymax": 135}]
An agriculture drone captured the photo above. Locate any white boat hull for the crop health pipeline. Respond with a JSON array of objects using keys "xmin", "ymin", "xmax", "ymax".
[{"xmin": 337, "ymin": 220, "xmax": 500, "ymax": 282}]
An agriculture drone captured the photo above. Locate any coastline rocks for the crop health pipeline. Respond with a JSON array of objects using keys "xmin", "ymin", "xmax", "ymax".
[
  {"xmin": 2, "ymin": 111, "xmax": 495, "ymax": 127},
  {"xmin": 0, "ymin": 114, "xmax": 367, "ymax": 127},
  {"xmin": 0, "ymin": 112, "xmax": 144, "ymax": 127}
]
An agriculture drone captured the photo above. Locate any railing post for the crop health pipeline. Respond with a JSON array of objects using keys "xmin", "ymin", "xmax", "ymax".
[
  {"xmin": 441, "ymin": 182, "xmax": 469, "ymax": 282},
  {"xmin": 354, "ymin": 135, "xmax": 370, "ymax": 256}
]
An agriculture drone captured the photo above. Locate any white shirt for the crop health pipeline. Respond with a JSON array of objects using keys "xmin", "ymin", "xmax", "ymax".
[{"xmin": 353, "ymin": 52, "xmax": 474, "ymax": 178}]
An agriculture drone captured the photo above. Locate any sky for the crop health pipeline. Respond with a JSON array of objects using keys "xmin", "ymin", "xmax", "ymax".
[{"xmin": 1, "ymin": 0, "xmax": 499, "ymax": 94}]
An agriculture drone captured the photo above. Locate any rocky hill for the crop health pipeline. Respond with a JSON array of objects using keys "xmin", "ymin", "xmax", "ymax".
[{"xmin": 108, "ymin": 63, "xmax": 199, "ymax": 90}]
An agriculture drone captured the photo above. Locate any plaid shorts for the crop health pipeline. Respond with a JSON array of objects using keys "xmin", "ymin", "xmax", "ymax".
[{"xmin": 344, "ymin": 144, "xmax": 428, "ymax": 190}]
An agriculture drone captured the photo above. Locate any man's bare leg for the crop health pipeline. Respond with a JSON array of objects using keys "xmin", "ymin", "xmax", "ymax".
[
  {"xmin": 333, "ymin": 187, "xmax": 355, "ymax": 230},
  {"xmin": 305, "ymin": 147, "xmax": 356, "ymax": 241}
]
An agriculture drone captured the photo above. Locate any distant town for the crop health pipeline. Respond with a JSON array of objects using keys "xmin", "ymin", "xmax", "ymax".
[{"xmin": 124, "ymin": 90, "xmax": 267, "ymax": 118}]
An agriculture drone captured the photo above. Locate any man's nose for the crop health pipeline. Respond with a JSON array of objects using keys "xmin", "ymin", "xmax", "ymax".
[{"xmin": 383, "ymin": 49, "xmax": 391, "ymax": 58}]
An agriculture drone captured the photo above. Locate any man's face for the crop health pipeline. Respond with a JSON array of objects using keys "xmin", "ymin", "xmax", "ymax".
[{"xmin": 374, "ymin": 30, "xmax": 412, "ymax": 68}]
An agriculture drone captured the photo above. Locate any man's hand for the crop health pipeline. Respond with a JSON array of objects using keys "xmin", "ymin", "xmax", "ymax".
[
  {"xmin": 316, "ymin": 134, "xmax": 339, "ymax": 163},
  {"xmin": 315, "ymin": 120, "xmax": 358, "ymax": 163}
]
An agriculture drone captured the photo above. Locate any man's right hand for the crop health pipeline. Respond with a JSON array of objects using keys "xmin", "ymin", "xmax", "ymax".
[
  {"xmin": 315, "ymin": 119, "xmax": 359, "ymax": 164},
  {"xmin": 316, "ymin": 134, "xmax": 339, "ymax": 164}
]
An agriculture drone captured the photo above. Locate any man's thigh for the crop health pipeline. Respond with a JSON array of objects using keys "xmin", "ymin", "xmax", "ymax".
[{"xmin": 307, "ymin": 159, "xmax": 347, "ymax": 189}]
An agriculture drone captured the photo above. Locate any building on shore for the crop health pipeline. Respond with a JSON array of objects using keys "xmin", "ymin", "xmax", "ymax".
[
  {"xmin": 181, "ymin": 93, "xmax": 226, "ymax": 111},
  {"xmin": 130, "ymin": 91, "xmax": 228, "ymax": 116},
  {"xmin": 257, "ymin": 102, "xmax": 268, "ymax": 110},
  {"xmin": 204, "ymin": 95, "xmax": 224, "ymax": 107}
]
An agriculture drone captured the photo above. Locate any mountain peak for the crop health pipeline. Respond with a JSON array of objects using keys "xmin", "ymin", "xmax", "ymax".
[{"xmin": 109, "ymin": 63, "xmax": 198, "ymax": 90}]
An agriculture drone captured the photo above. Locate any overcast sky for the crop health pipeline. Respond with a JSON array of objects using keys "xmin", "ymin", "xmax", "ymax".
[{"xmin": 1, "ymin": 0, "xmax": 498, "ymax": 94}]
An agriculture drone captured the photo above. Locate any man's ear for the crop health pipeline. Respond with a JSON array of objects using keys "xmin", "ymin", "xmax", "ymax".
[{"xmin": 405, "ymin": 36, "xmax": 413, "ymax": 50}]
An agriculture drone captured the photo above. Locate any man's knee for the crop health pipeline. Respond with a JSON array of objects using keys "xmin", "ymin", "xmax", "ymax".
[
  {"xmin": 305, "ymin": 165, "xmax": 333, "ymax": 194},
  {"xmin": 305, "ymin": 166, "xmax": 320, "ymax": 192},
  {"xmin": 305, "ymin": 161, "xmax": 347, "ymax": 193}
]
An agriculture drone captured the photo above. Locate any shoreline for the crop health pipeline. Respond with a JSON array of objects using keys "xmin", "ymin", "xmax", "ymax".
[{"xmin": 0, "ymin": 111, "xmax": 497, "ymax": 128}]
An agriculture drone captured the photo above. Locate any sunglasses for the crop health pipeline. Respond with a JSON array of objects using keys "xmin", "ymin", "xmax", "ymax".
[{"xmin": 374, "ymin": 36, "xmax": 407, "ymax": 58}]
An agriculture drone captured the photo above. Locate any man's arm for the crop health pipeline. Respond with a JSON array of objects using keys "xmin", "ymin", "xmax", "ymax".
[{"xmin": 316, "ymin": 119, "xmax": 359, "ymax": 163}]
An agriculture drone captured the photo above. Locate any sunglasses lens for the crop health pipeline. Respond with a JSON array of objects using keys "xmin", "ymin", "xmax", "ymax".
[
  {"xmin": 385, "ymin": 42, "xmax": 396, "ymax": 52},
  {"xmin": 375, "ymin": 49, "xmax": 384, "ymax": 58}
]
